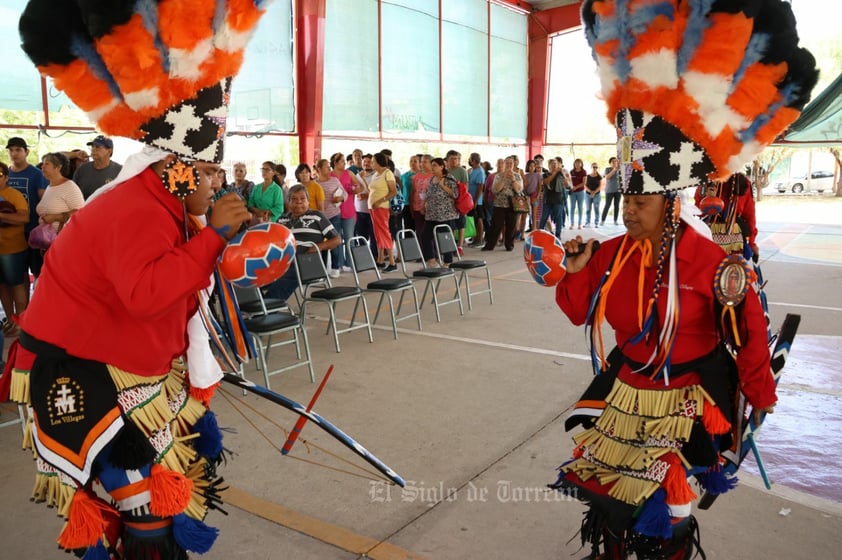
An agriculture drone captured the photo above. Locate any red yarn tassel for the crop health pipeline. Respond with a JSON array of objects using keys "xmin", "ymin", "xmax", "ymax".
[
  {"xmin": 663, "ymin": 454, "xmax": 698, "ymax": 505},
  {"xmin": 189, "ymin": 382, "xmax": 219, "ymax": 408},
  {"xmin": 702, "ymin": 402, "xmax": 731, "ymax": 435},
  {"xmin": 57, "ymin": 490, "xmax": 114, "ymax": 550},
  {"xmin": 148, "ymin": 464, "xmax": 193, "ymax": 517}
]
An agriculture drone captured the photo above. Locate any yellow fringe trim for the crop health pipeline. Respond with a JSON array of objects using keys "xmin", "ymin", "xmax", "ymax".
[
  {"xmin": 606, "ymin": 379, "xmax": 709, "ymax": 418},
  {"xmin": 574, "ymin": 428, "xmax": 671, "ymax": 471},
  {"xmin": 184, "ymin": 459, "xmax": 211, "ymax": 521},
  {"xmin": 9, "ymin": 368, "xmax": 31, "ymax": 405},
  {"xmin": 31, "ymin": 462, "xmax": 78, "ymax": 518},
  {"xmin": 107, "ymin": 365, "xmax": 167, "ymax": 392},
  {"xmin": 22, "ymin": 413, "xmax": 33, "ymax": 451},
  {"xmin": 174, "ymin": 396, "xmax": 207, "ymax": 437},
  {"xmin": 563, "ymin": 457, "xmax": 665, "ymax": 506},
  {"xmin": 107, "ymin": 366, "xmax": 173, "ymax": 435},
  {"xmin": 607, "ymin": 473, "xmax": 660, "ymax": 505}
]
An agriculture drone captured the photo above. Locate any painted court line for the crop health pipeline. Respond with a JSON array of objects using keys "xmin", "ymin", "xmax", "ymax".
[
  {"xmin": 768, "ymin": 300, "xmax": 842, "ymax": 313},
  {"xmin": 222, "ymin": 485, "xmax": 430, "ymax": 560}
]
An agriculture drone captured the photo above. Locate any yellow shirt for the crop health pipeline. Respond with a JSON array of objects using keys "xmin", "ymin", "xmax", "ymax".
[
  {"xmin": 0, "ymin": 186, "xmax": 29, "ymax": 254},
  {"xmin": 306, "ymin": 180, "xmax": 325, "ymax": 211}
]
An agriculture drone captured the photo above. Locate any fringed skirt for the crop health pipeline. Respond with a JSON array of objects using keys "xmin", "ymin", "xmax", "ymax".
[
  {"xmin": 552, "ymin": 347, "xmax": 737, "ymax": 556},
  {"xmin": 10, "ymin": 333, "xmax": 224, "ymax": 558}
]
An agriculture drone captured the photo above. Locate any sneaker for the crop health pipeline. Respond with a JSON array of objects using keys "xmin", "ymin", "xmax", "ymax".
[
  {"xmin": 457, "ymin": 247, "xmax": 464, "ymax": 256},
  {"xmin": 329, "ymin": 269, "xmax": 341, "ymax": 278},
  {"xmin": 341, "ymin": 266, "xmax": 352, "ymax": 273},
  {"xmin": 382, "ymin": 264, "xmax": 398, "ymax": 273},
  {"xmin": 594, "ymin": 223, "xmax": 599, "ymax": 229}
]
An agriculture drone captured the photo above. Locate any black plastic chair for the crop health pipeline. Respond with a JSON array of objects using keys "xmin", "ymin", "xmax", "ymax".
[
  {"xmin": 433, "ymin": 223, "xmax": 493, "ymax": 310},
  {"xmin": 295, "ymin": 241, "xmax": 373, "ymax": 352},
  {"xmin": 234, "ymin": 286, "xmax": 288, "ymax": 318},
  {"xmin": 396, "ymin": 229, "xmax": 463, "ymax": 322},
  {"xmin": 239, "ymin": 289, "xmax": 314, "ymax": 388},
  {"xmin": 347, "ymin": 236, "xmax": 421, "ymax": 339}
]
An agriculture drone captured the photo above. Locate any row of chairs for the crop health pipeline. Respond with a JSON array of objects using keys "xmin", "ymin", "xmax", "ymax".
[{"xmin": 233, "ymin": 224, "xmax": 494, "ymax": 389}]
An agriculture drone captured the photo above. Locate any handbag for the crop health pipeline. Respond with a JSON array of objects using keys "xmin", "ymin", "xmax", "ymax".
[
  {"xmin": 28, "ymin": 222, "xmax": 58, "ymax": 250},
  {"xmin": 463, "ymin": 215, "xmax": 476, "ymax": 239},
  {"xmin": 455, "ymin": 182, "xmax": 474, "ymax": 215},
  {"xmin": 510, "ymin": 193, "xmax": 530, "ymax": 213}
]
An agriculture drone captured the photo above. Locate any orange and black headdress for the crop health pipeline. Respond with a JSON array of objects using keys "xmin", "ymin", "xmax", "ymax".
[
  {"xmin": 19, "ymin": 0, "xmax": 269, "ymax": 164},
  {"xmin": 582, "ymin": 0, "xmax": 819, "ymax": 194}
]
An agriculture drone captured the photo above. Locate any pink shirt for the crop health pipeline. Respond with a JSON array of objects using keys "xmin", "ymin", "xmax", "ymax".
[{"xmin": 332, "ymin": 170, "xmax": 358, "ymax": 219}]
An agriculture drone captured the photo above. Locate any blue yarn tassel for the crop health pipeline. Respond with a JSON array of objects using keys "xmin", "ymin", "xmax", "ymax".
[
  {"xmin": 634, "ymin": 489, "xmax": 672, "ymax": 539},
  {"xmin": 193, "ymin": 411, "xmax": 224, "ymax": 460},
  {"xmin": 82, "ymin": 541, "xmax": 110, "ymax": 560},
  {"xmin": 697, "ymin": 466, "xmax": 738, "ymax": 496},
  {"xmin": 173, "ymin": 513, "xmax": 219, "ymax": 554}
]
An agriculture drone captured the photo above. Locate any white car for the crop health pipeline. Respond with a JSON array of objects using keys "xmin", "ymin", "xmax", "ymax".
[{"xmin": 775, "ymin": 170, "xmax": 835, "ymax": 193}]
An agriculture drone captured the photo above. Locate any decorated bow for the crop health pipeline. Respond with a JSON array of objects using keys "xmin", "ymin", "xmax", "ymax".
[
  {"xmin": 698, "ymin": 312, "xmax": 799, "ymax": 509},
  {"xmin": 220, "ymin": 373, "xmax": 406, "ymax": 487}
]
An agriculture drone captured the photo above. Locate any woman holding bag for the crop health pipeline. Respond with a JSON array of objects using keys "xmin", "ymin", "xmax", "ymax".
[
  {"xmin": 482, "ymin": 156, "xmax": 523, "ymax": 252},
  {"xmin": 36, "ymin": 152, "xmax": 84, "ymax": 233}
]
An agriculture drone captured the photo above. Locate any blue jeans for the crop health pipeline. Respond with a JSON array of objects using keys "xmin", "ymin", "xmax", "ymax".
[
  {"xmin": 341, "ymin": 216, "xmax": 356, "ymax": 265},
  {"xmin": 601, "ymin": 192, "xmax": 621, "ymax": 224},
  {"xmin": 355, "ymin": 211, "xmax": 378, "ymax": 257},
  {"xmin": 585, "ymin": 192, "xmax": 602, "ymax": 225},
  {"xmin": 539, "ymin": 202, "xmax": 565, "ymax": 238},
  {"xmin": 265, "ymin": 264, "xmax": 299, "ymax": 302},
  {"xmin": 568, "ymin": 190, "xmax": 585, "ymax": 226},
  {"xmin": 328, "ymin": 215, "xmax": 344, "ymax": 269}
]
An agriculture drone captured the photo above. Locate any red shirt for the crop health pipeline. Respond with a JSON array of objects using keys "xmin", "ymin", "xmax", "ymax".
[
  {"xmin": 21, "ymin": 168, "xmax": 226, "ymax": 376},
  {"xmin": 569, "ymin": 168, "xmax": 587, "ymax": 192},
  {"xmin": 555, "ymin": 226, "xmax": 776, "ymax": 409}
]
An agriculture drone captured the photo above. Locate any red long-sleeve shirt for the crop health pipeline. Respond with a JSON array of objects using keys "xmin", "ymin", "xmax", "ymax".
[
  {"xmin": 20, "ymin": 167, "xmax": 225, "ymax": 376},
  {"xmin": 555, "ymin": 226, "xmax": 776, "ymax": 409}
]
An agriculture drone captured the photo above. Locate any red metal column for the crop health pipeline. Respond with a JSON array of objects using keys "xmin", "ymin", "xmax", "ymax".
[
  {"xmin": 295, "ymin": 0, "xmax": 326, "ymax": 164},
  {"xmin": 526, "ymin": 2, "xmax": 582, "ymax": 158}
]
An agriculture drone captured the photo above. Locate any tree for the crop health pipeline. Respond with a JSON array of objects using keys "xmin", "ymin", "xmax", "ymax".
[
  {"xmin": 752, "ymin": 147, "xmax": 793, "ymax": 201},
  {"xmin": 828, "ymin": 147, "xmax": 842, "ymax": 196}
]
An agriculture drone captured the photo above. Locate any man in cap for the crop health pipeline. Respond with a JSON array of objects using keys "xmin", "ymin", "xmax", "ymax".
[
  {"xmin": 73, "ymin": 134, "xmax": 123, "ymax": 199},
  {"xmin": 5, "ymin": 136, "xmax": 48, "ymax": 280}
]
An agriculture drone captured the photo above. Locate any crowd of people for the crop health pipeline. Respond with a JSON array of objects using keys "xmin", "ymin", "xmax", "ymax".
[{"xmin": 0, "ymin": 134, "xmax": 639, "ymax": 328}]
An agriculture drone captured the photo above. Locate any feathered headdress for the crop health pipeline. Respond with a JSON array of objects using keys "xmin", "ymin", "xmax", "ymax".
[
  {"xmin": 582, "ymin": 0, "xmax": 819, "ymax": 194},
  {"xmin": 19, "ymin": 0, "xmax": 270, "ymax": 163}
]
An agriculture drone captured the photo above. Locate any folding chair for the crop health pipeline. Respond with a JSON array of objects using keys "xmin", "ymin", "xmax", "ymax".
[
  {"xmin": 240, "ymin": 289, "xmax": 314, "ymax": 388},
  {"xmin": 295, "ymin": 241, "xmax": 373, "ymax": 352},
  {"xmin": 433, "ymin": 223, "xmax": 493, "ymax": 310},
  {"xmin": 347, "ymin": 236, "xmax": 421, "ymax": 339},
  {"xmin": 233, "ymin": 286, "xmax": 288, "ymax": 318},
  {"xmin": 396, "ymin": 229, "xmax": 463, "ymax": 322}
]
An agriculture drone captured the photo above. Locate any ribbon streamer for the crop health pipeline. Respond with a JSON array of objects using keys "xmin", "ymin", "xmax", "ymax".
[{"xmin": 282, "ymin": 364, "xmax": 335, "ymax": 455}]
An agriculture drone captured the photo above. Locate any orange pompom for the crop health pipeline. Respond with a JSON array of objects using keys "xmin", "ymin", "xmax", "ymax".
[
  {"xmin": 189, "ymin": 383, "xmax": 219, "ymax": 408},
  {"xmin": 662, "ymin": 454, "xmax": 698, "ymax": 505},
  {"xmin": 701, "ymin": 403, "xmax": 731, "ymax": 435},
  {"xmin": 57, "ymin": 489, "xmax": 114, "ymax": 550},
  {"xmin": 149, "ymin": 464, "xmax": 193, "ymax": 518}
]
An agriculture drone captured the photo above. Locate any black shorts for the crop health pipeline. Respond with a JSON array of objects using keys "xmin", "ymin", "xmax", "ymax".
[{"xmin": 454, "ymin": 214, "xmax": 466, "ymax": 229}]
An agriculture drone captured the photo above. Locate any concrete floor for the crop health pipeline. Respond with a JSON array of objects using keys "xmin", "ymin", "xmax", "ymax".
[{"xmin": 1, "ymin": 195, "xmax": 841, "ymax": 559}]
